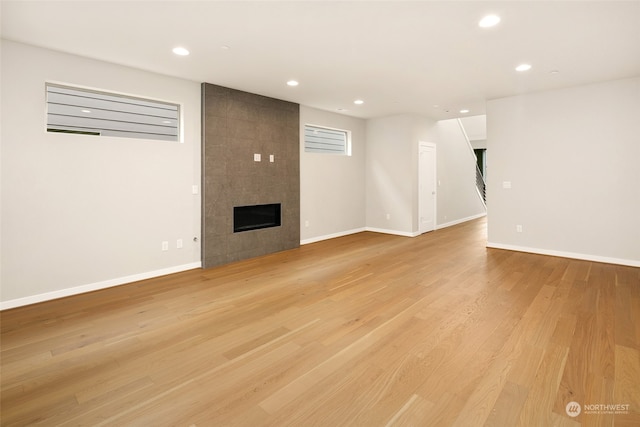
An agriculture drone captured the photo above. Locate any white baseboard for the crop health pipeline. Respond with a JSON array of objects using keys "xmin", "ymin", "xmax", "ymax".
[
  {"xmin": 300, "ymin": 226, "xmax": 418, "ymax": 245},
  {"xmin": 365, "ymin": 227, "xmax": 420, "ymax": 238},
  {"xmin": 436, "ymin": 212, "xmax": 486, "ymax": 230},
  {"xmin": 300, "ymin": 214, "xmax": 488, "ymax": 245},
  {"xmin": 300, "ymin": 228, "xmax": 367, "ymax": 245},
  {"xmin": 0, "ymin": 262, "xmax": 202, "ymax": 311},
  {"xmin": 486, "ymin": 242, "xmax": 640, "ymax": 268}
]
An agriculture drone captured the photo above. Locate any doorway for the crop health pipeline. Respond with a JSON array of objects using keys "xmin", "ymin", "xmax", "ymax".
[
  {"xmin": 419, "ymin": 142, "xmax": 437, "ymax": 234},
  {"xmin": 474, "ymin": 148, "xmax": 486, "ymax": 179}
]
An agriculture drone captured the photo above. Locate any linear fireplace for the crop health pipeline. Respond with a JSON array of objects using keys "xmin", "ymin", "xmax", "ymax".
[{"xmin": 233, "ymin": 203, "xmax": 282, "ymax": 233}]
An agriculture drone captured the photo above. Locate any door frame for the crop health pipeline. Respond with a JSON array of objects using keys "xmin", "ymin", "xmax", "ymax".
[{"xmin": 418, "ymin": 142, "xmax": 437, "ymax": 234}]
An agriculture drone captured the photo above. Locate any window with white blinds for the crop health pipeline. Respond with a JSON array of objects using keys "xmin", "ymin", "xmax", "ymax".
[
  {"xmin": 46, "ymin": 83, "xmax": 180, "ymax": 142},
  {"xmin": 304, "ymin": 124, "xmax": 350, "ymax": 155}
]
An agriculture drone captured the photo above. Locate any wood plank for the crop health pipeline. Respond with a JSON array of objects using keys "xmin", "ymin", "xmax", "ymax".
[
  {"xmin": 1, "ymin": 218, "xmax": 639, "ymax": 426},
  {"xmin": 483, "ymin": 381, "xmax": 528, "ymax": 427},
  {"xmin": 613, "ymin": 344, "xmax": 640, "ymax": 421},
  {"xmin": 385, "ymin": 393, "xmax": 435, "ymax": 426},
  {"xmin": 516, "ymin": 343, "xmax": 569, "ymax": 426}
]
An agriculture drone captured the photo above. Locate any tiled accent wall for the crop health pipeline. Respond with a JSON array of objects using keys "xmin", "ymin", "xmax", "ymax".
[{"xmin": 201, "ymin": 83, "xmax": 300, "ymax": 268}]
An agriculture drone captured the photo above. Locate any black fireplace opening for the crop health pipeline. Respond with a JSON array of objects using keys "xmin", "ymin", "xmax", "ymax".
[{"xmin": 234, "ymin": 203, "xmax": 281, "ymax": 233}]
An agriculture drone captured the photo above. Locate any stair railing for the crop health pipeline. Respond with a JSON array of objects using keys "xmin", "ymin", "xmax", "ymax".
[{"xmin": 457, "ymin": 118, "xmax": 487, "ymax": 208}]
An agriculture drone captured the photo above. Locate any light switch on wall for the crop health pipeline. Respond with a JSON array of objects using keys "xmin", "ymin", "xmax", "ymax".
[{"xmin": 270, "ymin": 154, "xmax": 275, "ymax": 162}]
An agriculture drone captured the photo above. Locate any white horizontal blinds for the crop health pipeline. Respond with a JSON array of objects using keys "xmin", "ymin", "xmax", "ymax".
[
  {"xmin": 304, "ymin": 125, "xmax": 347, "ymax": 154},
  {"xmin": 46, "ymin": 84, "xmax": 179, "ymax": 141}
]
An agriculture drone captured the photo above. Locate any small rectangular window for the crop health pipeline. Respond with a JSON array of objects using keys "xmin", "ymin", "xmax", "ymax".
[
  {"xmin": 304, "ymin": 124, "xmax": 350, "ymax": 155},
  {"xmin": 46, "ymin": 83, "xmax": 180, "ymax": 142}
]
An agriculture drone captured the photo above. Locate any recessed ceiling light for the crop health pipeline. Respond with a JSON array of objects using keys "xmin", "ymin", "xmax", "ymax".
[
  {"xmin": 172, "ymin": 47, "xmax": 190, "ymax": 56},
  {"xmin": 515, "ymin": 63, "xmax": 532, "ymax": 72},
  {"xmin": 286, "ymin": 80, "xmax": 299, "ymax": 87},
  {"xmin": 354, "ymin": 99, "xmax": 364, "ymax": 105},
  {"xmin": 460, "ymin": 109, "xmax": 470, "ymax": 114},
  {"xmin": 81, "ymin": 109, "xmax": 91, "ymax": 113},
  {"xmin": 479, "ymin": 14, "xmax": 501, "ymax": 28}
]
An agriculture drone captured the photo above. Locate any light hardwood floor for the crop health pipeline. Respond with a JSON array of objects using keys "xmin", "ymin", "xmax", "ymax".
[{"xmin": 1, "ymin": 218, "xmax": 639, "ymax": 426}]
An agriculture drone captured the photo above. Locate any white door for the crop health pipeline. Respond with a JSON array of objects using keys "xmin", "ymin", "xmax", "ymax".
[{"xmin": 419, "ymin": 142, "xmax": 436, "ymax": 234}]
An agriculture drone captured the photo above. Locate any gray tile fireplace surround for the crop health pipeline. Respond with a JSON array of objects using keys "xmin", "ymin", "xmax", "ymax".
[{"xmin": 201, "ymin": 83, "xmax": 300, "ymax": 268}]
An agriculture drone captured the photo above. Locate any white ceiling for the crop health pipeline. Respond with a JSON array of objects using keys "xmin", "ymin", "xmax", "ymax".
[{"xmin": 2, "ymin": 1, "xmax": 639, "ymax": 120}]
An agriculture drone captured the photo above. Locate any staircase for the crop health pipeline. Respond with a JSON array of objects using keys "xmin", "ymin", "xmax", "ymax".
[
  {"xmin": 475, "ymin": 163, "xmax": 486, "ymax": 203},
  {"xmin": 457, "ymin": 119, "xmax": 487, "ymax": 208}
]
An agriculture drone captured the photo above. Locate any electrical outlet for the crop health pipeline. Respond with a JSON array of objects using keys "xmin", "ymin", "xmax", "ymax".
[
  {"xmin": 304, "ymin": 220, "xmax": 309, "ymax": 227},
  {"xmin": 254, "ymin": 153, "xmax": 261, "ymax": 162},
  {"xmin": 162, "ymin": 241, "xmax": 169, "ymax": 251},
  {"xmin": 386, "ymin": 213, "xmax": 391, "ymax": 220},
  {"xmin": 516, "ymin": 225, "xmax": 523, "ymax": 233}
]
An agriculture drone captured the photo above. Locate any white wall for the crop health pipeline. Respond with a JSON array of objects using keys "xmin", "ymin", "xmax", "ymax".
[
  {"xmin": 365, "ymin": 114, "xmax": 484, "ymax": 236},
  {"xmin": 460, "ymin": 115, "xmax": 487, "ymax": 149},
  {"xmin": 459, "ymin": 115, "xmax": 486, "ymax": 142},
  {"xmin": 434, "ymin": 119, "xmax": 486, "ymax": 227},
  {"xmin": 487, "ymin": 77, "xmax": 640, "ymax": 266},
  {"xmin": 366, "ymin": 115, "xmax": 424, "ymax": 235},
  {"xmin": 471, "ymin": 139, "xmax": 487, "ymax": 150},
  {"xmin": 300, "ymin": 106, "xmax": 366, "ymax": 243},
  {"xmin": 1, "ymin": 40, "xmax": 202, "ymax": 308}
]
